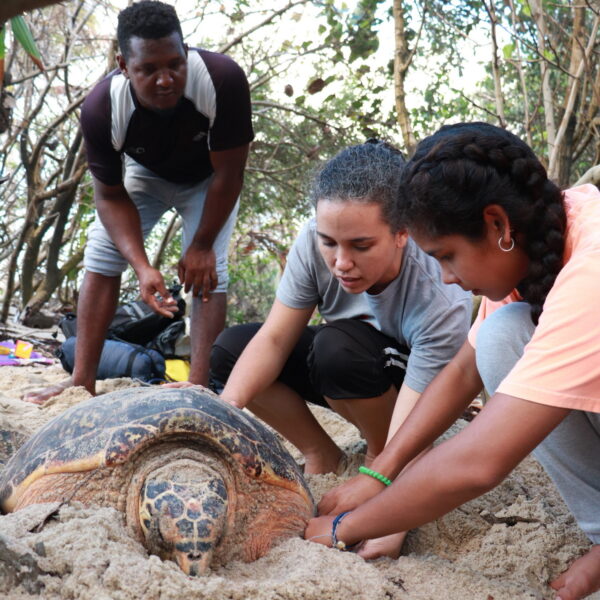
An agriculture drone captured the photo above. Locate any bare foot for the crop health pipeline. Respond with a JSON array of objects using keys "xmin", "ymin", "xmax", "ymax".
[
  {"xmin": 357, "ymin": 532, "xmax": 407, "ymax": 560},
  {"xmin": 22, "ymin": 378, "xmax": 74, "ymax": 405},
  {"xmin": 303, "ymin": 449, "xmax": 346, "ymax": 475},
  {"xmin": 551, "ymin": 545, "xmax": 600, "ymax": 600}
]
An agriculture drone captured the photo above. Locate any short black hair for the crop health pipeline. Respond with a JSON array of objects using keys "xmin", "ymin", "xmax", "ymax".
[
  {"xmin": 310, "ymin": 140, "xmax": 406, "ymax": 233},
  {"xmin": 117, "ymin": 0, "xmax": 183, "ymax": 60}
]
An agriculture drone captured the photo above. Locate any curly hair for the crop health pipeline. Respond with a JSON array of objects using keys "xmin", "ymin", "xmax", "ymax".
[
  {"xmin": 117, "ymin": 1, "xmax": 183, "ymax": 60},
  {"xmin": 310, "ymin": 140, "xmax": 406, "ymax": 233},
  {"xmin": 400, "ymin": 122, "xmax": 566, "ymax": 324}
]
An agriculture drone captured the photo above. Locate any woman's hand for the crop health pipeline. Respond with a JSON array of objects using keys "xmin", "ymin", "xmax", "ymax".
[
  {"xmin": 219, "ymin": 392, "xmax": 246, "ymax": 409},
  {"xmin": 318, "ymin": 474, "xmax": 386, "ymax": 515},
  {"xmin": 304, "ymin": 515, "xmax": 335, "ymax": 547}
]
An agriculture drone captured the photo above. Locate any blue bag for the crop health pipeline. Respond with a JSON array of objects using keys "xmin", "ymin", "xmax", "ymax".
[{"xmin": 57, "ymin": 337, "xmax": 165, "ymax": 383}]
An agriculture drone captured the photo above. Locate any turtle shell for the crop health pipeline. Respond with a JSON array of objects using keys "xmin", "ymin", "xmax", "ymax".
[{"xmin": 0, "ymin": 387, "xmax": 312, "ymax": 513}]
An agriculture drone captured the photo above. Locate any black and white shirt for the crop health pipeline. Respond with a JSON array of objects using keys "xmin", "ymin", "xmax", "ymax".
[{"xmin": 80, "ymin": 48, "xmax": 254, "ymax": 185}]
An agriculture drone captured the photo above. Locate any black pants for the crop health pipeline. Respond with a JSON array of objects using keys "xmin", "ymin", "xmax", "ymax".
[{"xmin": 210, "ymin": 318, "xmax": 409, "ymax": 407}]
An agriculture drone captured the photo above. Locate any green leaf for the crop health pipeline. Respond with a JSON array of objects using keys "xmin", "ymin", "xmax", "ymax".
[
  {"xmin": 503, "ymin": 43, "xmax": 515, "ymax": 60},
  {"xmin": 0, "ymin": 25, "xmax": 6, "ymax": 60},
  {"xmin": 10, "ymin": 16, "xmax": 44, "ymax": 71}
]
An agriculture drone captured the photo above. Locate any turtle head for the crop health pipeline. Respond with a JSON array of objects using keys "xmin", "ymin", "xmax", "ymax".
[{"xmin": 139, "ymin": 459, "xmax": 229, "ymax": 575}]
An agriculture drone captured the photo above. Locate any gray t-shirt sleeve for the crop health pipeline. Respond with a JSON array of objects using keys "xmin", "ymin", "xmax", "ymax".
[
  {"xmin": 276, "ymin": 221, "xmax": 321, "ymax": 309},
  {"xmin": 366, "ymin": 239, "xmax": 471, "ymax": 393},
  {"xmin": 401, "ymin": 296, "xmax": 470, "ymax": 392}
]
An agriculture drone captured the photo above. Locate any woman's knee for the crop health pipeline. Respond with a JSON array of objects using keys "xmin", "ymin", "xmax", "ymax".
[
  {"xmin": 209, "ymin": 323, "xmax": 262, "ymax": 389},
  {"xmin": 308, "ymin": 320, "xmax": 393, "ymax": 399}
]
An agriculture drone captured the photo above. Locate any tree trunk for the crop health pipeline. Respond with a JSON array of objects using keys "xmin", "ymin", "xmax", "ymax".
[
  {"xmin": 530, "ymin": 0, "xmax": 557, "ymax": 155},
  {"xmin": 393, "ymin": 0, "xmax": 416, "ymax": 155}
]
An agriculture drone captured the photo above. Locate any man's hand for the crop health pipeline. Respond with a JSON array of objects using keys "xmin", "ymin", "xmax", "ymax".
[
  {"xmin": 137, "ymin": 265, "xmax": 178, "ymax": 318},
  {"xmin": 317, "ymin": 474, "xmax": 386, "ymax": 516},
  {"xmin": 178, "ymin": 244, "xmax": 217, "ymax": 302}
]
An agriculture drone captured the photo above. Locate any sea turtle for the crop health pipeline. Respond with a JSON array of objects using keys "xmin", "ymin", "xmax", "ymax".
[
  {"xmin": 0, "ymin": 429, "xmax": 26, "ymax": 466},
  {"xmin": 0, "ymin": 387, "xmax": 314, "ymax": 575}
]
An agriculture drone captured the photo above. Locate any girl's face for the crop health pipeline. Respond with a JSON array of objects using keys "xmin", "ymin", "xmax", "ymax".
[
  {"xmin": 409, "ymin": 205, "xmax": 530, "ymax": 301},
  {"xmin": 316, "ymin": 199, "xmax": 407, "ymax": 295}
]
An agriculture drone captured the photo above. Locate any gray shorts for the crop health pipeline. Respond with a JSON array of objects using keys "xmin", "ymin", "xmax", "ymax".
[
  {"xmin": 83, "ymin": 157, "xmax": 239, "ymax": 293},
  {"xmin": 476, "ymin": 301, "xmax": 600, "ymax": 543}
]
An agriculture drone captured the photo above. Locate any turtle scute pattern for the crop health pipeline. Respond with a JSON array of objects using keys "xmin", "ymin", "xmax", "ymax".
[{"xmin": 0, "ymin": 387, "xmax": 314, "ymax": 575}]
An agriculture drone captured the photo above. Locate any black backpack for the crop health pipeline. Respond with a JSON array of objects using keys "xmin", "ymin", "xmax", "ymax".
[
  {"xmin": 58, "ymin": 285, "xmax": 186, "ymax": 345},
  {"xmin": 55, "ymin": 285, "xmax": 186, "ymax": 383}
]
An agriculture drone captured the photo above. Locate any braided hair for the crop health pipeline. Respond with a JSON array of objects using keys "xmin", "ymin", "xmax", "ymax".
[
  {"xmin": 117, "ymin": 1, "xmax": 183, "ymax": 61},
  {"xmin": 310, "ymin": 140, "xmax": 406, "ymax": 233},
  {"xmin": 400, "ymin": 122, "xmax": 566, "ymax": 324}
]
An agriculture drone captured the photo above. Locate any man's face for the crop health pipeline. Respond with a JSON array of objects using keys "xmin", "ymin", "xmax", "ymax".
[{"xmin": 117, "ymin": 32, "xmax": 187, "ymax": 112}]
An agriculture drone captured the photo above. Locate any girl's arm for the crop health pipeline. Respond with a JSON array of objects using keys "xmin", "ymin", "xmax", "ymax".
[
  {"xmin": 220, "ymin": 299, "xmax": 315, "ymax": 408},
  {"xmin": 308, "ymin": 391, "xmax": 570, "ymax": 545},
  {"xmin": 318, "ymin": 340, "xmax": 484, "ymax": 514}
]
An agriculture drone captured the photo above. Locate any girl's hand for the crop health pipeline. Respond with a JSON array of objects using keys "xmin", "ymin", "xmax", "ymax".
[
  {"xmin": 304, "ymin": 515, "xmax": 335, "ymax": 546},
  {"xmin": 318, "ymin": 474, "xmax": 386, "ymax": 515},
  {"xmin": 219, "ymin": 392, "xmax": 246, "ymax": 409}
]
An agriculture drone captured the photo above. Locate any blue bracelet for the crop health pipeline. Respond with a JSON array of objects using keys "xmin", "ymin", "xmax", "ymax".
[{"xmin": 331, "ymin": 511, "xmax": 357, "ymax": 551}]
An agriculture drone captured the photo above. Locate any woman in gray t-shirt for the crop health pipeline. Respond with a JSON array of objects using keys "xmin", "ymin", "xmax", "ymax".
[{"xmin": 211, "ymin": 141, "xmax": 470, "ymax": 556}]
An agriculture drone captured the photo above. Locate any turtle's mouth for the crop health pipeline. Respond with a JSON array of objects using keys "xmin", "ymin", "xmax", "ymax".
[{"xmin": 173, "ymin": 543, "xmax": 214, "ymax": 576}]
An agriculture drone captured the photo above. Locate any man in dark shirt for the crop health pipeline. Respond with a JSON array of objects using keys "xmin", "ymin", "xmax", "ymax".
[{"xmin": 26, "ymin": 0, "xmax": 253, "ymax": 403}]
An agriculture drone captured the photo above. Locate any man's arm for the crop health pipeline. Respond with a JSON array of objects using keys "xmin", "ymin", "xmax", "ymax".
[
  {"xmin": 178, "ymin": 143, "xmax": 250, "ymax": 300},
  {"xmin": 93, "ymin": 177, "xmax": 176, "ymax": 317}
]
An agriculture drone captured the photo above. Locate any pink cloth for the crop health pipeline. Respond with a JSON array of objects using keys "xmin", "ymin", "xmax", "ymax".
[{"xmin": 0, "ymin": 340, "xmax": 54, "ymax": 366}]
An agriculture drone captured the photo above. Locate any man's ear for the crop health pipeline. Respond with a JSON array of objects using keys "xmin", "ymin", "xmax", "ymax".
[{"xmin": 116, "ymin": 53, "xmax": 128, "ymax": 77}]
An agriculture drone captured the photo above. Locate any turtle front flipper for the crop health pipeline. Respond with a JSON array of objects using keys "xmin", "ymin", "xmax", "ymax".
[{"xmin": 139, "ymin": 459, "xmax": 229, "ymax": 575}]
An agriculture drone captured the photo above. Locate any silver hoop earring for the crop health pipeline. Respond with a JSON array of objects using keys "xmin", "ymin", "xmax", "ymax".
[{"xmin": 498, "ymin": 236, "xmax": 515, "ymax": 252}]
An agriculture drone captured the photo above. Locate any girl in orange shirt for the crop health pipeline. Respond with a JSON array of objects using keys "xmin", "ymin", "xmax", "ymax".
[{"xmin": 307, "ymin": 122, "xmax": 600, "ymax": 600}]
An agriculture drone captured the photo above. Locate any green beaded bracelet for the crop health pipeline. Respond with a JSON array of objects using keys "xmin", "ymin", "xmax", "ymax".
[{"xmin": 358, "ymin": 465, "xmax": 392, "ymax": 486}]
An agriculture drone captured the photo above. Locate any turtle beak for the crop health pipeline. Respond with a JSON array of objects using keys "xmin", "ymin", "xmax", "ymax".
[{"xmin": 173, "ymin": 543, "xmax": 214, "ymax": 576}]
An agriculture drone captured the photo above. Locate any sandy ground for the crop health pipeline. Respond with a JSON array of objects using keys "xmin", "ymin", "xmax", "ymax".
[{"xmin": 0, "ymin": 363, "xmax": 597, "ymax": 600}]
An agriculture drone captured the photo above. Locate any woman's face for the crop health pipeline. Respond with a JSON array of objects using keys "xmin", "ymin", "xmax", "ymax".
[
  {"xmin": 409, "ymin": 206, "xmax": 530, "ymax": 301},
  {"xmin": 316, "ymin": 199, "xmax": 407, "ymax": 295}
]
